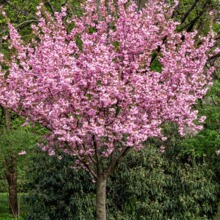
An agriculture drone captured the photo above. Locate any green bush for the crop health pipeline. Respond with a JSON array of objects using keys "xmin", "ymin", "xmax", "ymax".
[
  {"xmin": 108, "ymin": 146, "xmax": 219, "ymax": 220},
  {"xmin": 24, "ymin": 149, "xmax": 95, "ymax": 220},
  {"xmin": 24, "ymin": 146, "xmax": 219, "ymax": 220}
]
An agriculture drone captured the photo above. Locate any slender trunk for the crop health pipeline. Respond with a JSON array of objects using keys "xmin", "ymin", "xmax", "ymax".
[
  {"xmin": 4, "ymin": 108, "xmax": 11, "ymax": 130},
  {"xmin": 96, "ymin": 175, "xmax": 107, "ymax": 220},
  {"xmin": 2, "ymin": 108, "xmax": 19, "ymax": 216},
  {"xmin": 94, "ymin": 146, "xmax": 131, "ymax": 219},
  {"xmin": 5, "ymin": 156, "xmax": 18, "ymax": 217}
]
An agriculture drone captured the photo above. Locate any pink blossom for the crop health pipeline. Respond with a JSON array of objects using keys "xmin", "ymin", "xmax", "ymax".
[
  {"xmin": 58, "ymin": 155, "xmax": 62, "ymax": 160},
  {"xmin": 199, "ymin": 116, "xmax": 206, "ymax": 123},
  {"xmin": 48, "ymin": 149, "xmax": 55, "ymax": 156},
  {"xmin": 21, "ymin": 118, "xmax": 30, "ymax": 127},
  {"xmin": 161, "ymin": 137, "xmax": 167, "ymax": 142},
  {"xmin": 2, "ymin": 35, "xmax": 8, "ymax": 40},
  {"xmin": 0, "ymin": 0, "xmax": 214, "ymax": 170},
  {"xmin": 18, "ymin": 150, "xmax": 26, "ymax": 156},
  {"xmin": 160, "ymin": 146, "xmax": 166, "ymax": 153}
]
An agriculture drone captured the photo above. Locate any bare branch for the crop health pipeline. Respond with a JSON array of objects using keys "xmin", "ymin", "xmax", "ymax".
[
  {"xmin": 71, "ymin": 142, "xmax": 97, "ymax": 179},
  {"xmin": 105, "ymin": 146, "xmax": 131, "ymax": 177},
  {"xmin": 181, "ymin": 0, "xmax": 200, "ymax": 23},
  {"xmin": 179, "ymin": 0, "xmax": 211, "ymax": 32},
  {"xmin": 45, "ymin": 0, "xmax": 55, "ymax": 15},
  {"xmin": 77, "ymin": 156, "xmax": 98, "ymax": 179},
  {"xmin": 16, "ymin": 19, "xmax": 38, "ymax": 29},
  {"xmin": 208, "ymin": 52, "xmax": 220, "ymax": 62}
]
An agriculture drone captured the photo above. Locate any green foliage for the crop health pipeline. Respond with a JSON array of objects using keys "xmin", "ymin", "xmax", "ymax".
[
  {"xmin": 174, "ymin": 0, "xmax": 214, "ymax": 34},
  {"xmin": 179, "ymin": 70, "xmax": 220, "ymax": 184},
  {"xmin": 0, "ymin": 129, "xmax": 36, "ymax": 156},
  {"xmin": 24, "ymin": 146, "xmax": 219, "ymax": 220},
  {"xmin": 24, "ymin": 149, "xmax": 95, "ymax": 220},
  {"xmin": 0, "ymin": 193, "xmax": 26, "ymax": 219},
  {"xmin": 150, "ymin": 56, "xmax": 163, "ymax": 72},
  {"xmin": 76, "ymin": 35, "xmax": 83, "ymax": 51},
  {"xmin": 107, "ymin": 146, "xmax": 219, "ymax": 220},
  {"xmin": 0, "ymin": 128, "xmax": 37, "ymax": 192}
]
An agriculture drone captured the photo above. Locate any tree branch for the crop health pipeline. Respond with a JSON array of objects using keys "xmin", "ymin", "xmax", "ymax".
[
  {"xmin": 149, "ymin": 36, "xmax": 167, "ymax": 67},
  {"xmin": 208, "ymin": 52, "xmax": 220, "ymax": 62},
  {"xmin": 181, "ymin": 0, "xmax": 200, "ymax": 23},
  {"xmin": 77, "ymin": 156, "xmax": 98, "ymax": 179},
  {"xmin": 105, "ymin": 146, "xmax": 131, "ymax": 177},
  {"xmin": 3, "ymin": 107, "xmax": 11, "ymax": 131},
  {"xmin": 16, "ymin": 19, "xmax": 38, "ymax": 30},
  {"xmin": 45, "ymin": 0, "xmax": 55, "ymax": 15},
  {"xmin": 93, "ymin": 135, "xmax": 101, "ymax": 176},
  {"xmin": 179, "ymin": 0, "xmax": 211, "ymax": 32}
]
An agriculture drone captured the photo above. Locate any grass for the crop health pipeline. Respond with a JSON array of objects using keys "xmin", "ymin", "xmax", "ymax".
[{"xmin": 0, "ymin": 193, "xmax": 25, "ymax": 220}]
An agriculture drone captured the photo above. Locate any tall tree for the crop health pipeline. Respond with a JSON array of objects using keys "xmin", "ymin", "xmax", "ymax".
[{"xmin": 0, "ymin": 0, "xmax": 215, "ymax": 219}]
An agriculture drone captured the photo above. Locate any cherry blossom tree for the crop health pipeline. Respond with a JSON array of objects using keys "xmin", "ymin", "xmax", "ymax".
[{"xmin": 0, "ymin": 0, "xmax": 214, "ymax": 219}]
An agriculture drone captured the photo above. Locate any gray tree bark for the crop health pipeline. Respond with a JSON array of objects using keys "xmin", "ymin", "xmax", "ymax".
[{"xmin": 96, "ymin": 175, "xmax": 107, "ymax": 220}]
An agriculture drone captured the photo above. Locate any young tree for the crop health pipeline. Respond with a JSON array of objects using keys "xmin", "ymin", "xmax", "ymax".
[{"xmin": 0, "ymin": 0, "xmax": 215, "ymax": 219}]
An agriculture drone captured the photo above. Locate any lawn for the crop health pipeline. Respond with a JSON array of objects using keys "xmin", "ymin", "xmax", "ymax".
[{"xmin": 0, "ymin": 193, "xmax": 25, "ymax": 220}]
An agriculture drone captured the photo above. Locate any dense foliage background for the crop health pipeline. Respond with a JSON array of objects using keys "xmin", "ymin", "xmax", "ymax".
[{"xmin": 24, "ymin": 146, "xmax": 219, "ymax": 220}]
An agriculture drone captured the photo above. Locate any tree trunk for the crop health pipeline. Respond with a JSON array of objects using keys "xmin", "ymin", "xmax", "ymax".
[
  {"xmin": 96, "ymin": 175, "xmax": 107, "ymax": 220},
  {"xmin": 4, "ymin": 108, "xmax": 11, "ymax": 130},
  {"xmin": 2, "ymin": 108, "xmax": 18, "ymax": 217},
  {"xmin": 5, "ymin": 156, "xmax": 18, "ymax": 217}
]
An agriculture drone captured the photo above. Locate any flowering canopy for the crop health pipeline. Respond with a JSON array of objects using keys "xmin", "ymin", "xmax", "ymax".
[{"xmin": 0, "ymin": 0, "xmax": 213, "ymax": 162}]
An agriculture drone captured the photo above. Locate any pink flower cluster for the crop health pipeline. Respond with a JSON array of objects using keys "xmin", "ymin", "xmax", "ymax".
[{"xmin": 0, "ymin": 0, "xmax": 213, "ymax": 159}]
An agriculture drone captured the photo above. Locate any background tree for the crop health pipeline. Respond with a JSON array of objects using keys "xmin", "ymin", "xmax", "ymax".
[
  {"xmin": 0, "ymin": 99, "xmax": 36, "ymax": 217},
  {"xmin": 0, "ymin": 128, "xmax": 35, "ymax": 217},
  {"xmin": 168, "ymin": 0, "xmax": 220, "ymax": 196}
]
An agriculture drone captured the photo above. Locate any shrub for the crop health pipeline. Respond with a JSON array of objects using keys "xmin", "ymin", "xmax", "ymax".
[{"xmin": 25, "ymin": 146, "xmax": 219, "ymax": 220}]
